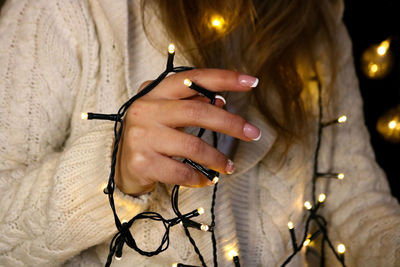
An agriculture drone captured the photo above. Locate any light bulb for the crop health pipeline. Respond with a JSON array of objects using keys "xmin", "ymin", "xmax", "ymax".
[
  {"xmin": 212, "ymin": 176, "xmax": 219, "ymax": 184},
  {"xmin": 338, "ymin": 115, "xmax": 347, "ymax": 123},
  {"xmin": 210, "ymin": 15, "xmax": 225, "ymax": 30},
  {"xmin": 168, "ymin": 43, "xmax": 175, "ymax": 54},
  {"xmin": 377, "ymin": 39, "xmax": 390, "ymax": 56},
  {"xmin": 115, "ymin": 256, "xmax": 122, "ymax": 261},
  {"xmin": 304, "ymin": 201, "xmax": 312, "ymax": 210},
  {"xmin": 200, "ymin": 224, "xmax": 209, "ymax": 232},
  {"xmin": 197, "ymin": 207, "xmax": 205, "ymax": 215},
  {"xmin": 81, "ymin": 113, "xmax": 88, "ymax": 120},
  {"xmin": 228, "ymin": 249, "xmax": 238, "ymax": 258},
  {"xmin": 337, "ymin": 244, "xmax": 346, "ymax": 254},
  {"xmin": 377, "ymin": 105, "xmax": 400, "ymax": 143},
  {"xmin": 303, "ymin": 239, "xmax": 311, "ymax": 247},
  {"xmin": 337, "ymin": 173, "xmax": 344, "ymax": 180},
  {"xmin": 184, "ymin": 79, "xmax": 192, "ymax": 87},
  {"xmin": 172, "ymin": 263, "xmax": 178, "ymax": 267},
  {"xmin": 318, "ymin": 193, "xmax": 326, "ymax": 203},
  {"xmin": 287, "ymin": 221, "xmax": 294, "ymax": 230}
]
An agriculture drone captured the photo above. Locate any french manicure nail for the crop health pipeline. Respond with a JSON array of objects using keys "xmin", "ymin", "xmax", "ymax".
[
  {"xmin": 215, "ymin": 95, "xmax": 227, "ymax": 105},
  {"xmin": 238, "ymin": 74, "xmax": 259, "ymax": 88},
  {"xmin": 226, "ymin": 159, "xmax": 235, "ymax": 174},
  {"xmin": 243, "ymin": 122, "xmax": 261, "ymax": 141}
]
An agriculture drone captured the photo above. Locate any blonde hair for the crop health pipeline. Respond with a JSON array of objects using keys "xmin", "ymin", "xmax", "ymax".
[{"xmin": 142, "ymin": 0, "xmax": 339, "ymax": 165}]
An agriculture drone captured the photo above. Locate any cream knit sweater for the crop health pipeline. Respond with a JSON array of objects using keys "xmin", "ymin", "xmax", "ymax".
[{"xmin": 0, "ymin": 0, "xmax": 399, "ymax": 266}]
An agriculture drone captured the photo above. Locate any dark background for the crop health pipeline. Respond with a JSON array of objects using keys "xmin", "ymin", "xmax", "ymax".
[
  {"xmin": 343, "ymin": 0, "xmax": 400, "ymax": 201},
  {"xmin": 0, "ymin": 0, "xmax": 399, "ymax": 200}
]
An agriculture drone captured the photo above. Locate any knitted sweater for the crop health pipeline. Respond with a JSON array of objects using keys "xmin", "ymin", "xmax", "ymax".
[{"xmin": 0, "ymin": 0, "xmax": 399, "ymax": 266}]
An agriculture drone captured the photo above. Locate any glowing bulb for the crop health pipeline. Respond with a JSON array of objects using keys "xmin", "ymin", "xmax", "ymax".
[
  {"xmin": 228, "ymin": 249, "xmax": 238, "ymax": 258},
  {"xmin": 168, "ymin": 43, "xmax": 175, "ymax": 54},
  {"xmin": 197, "ymin": 207, "xmax": 205, "ymax": 215},
  {"xmin": 287, "ymin": 221, "xmax": 294, "ymax": 230},
  {"xmin": 210, "ymin": 15, "xmax": 225, "ymax": 30},
  {"xmin": 370, "ymin": 63, "xmax": 378, "ymax": 73},
  {"xmin": 337, "ymin": 173, "xmax": 344, "ymax": 180},
  {"xmin": 337, "ymin": 244, "xmax": 346, "ymax": 254},
  {"xmin": 318, "ymin": 193, "xmax": 326, "ymax": 203},
  {"xmin": 212, "ymin": 176, "xmax": 219, "ymax": 184},
  {"xmin": 184, "ymin": 79, "xmax": 192, "ymax": 87},
  {"xmin": 303, "ymin": 239, "xmax": 311, "ymax": 247},
  {"xmin": 338, "ymin": 115, "xmax": 347, "ymax": 123},
  {"xmin": 81, "ymin": 113, "xmax": 88, "ymax": 120},
  {"xmin": 172, "ymin": 263, "xmax": 178, "ymax": 267},
  {"xmin": 388, "ymin": 120, "xmax": 397, "ymax": 129},
  {"xmin": 304, "ymin": 201, "xmax": 312, "ymax": 210},
  {"xmin": 200, "ymin": 224, "xmax": 209, "ymax": 232},
  {"xmin": 115, "ymin": 256, "xmax": 122, "ymax": 261},
  {"xmin": 122, "ymin": 219, "xmax": 128, "ymax": 224},
  {"xmin": 377, "ymin": 40, "xmax": 390, "ymax": 56}
]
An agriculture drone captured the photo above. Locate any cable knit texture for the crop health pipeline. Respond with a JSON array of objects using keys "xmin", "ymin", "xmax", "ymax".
[{"xmin": 0, "ymin": 0, "xmax": 399, "ymax": 266}]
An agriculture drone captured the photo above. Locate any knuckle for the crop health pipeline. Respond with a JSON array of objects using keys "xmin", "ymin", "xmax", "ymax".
[
  {"xmin": 187, "ymin": 68, "xmax": 203, "ymax": 82},
  {"xmin": 127, "ymin": 100, "xmax": 149, "ymax": 121},
  {"xmin": 128, "ymin": 151, "xmax": 150, "ymax": 174},
  {"xmin": 184, "ymin": 136, "xmax": 204, "ymax": 155},
  {"xmin": 174, "ymin": 165, "xmax": 194, "ymax": 183},
  {"xmin": 126, "ymin": 126, "xmax": 147, "ymax": 141},
  {"xmin": 184, "ymin": 101, "xmax": 204, "ymax": 121}
]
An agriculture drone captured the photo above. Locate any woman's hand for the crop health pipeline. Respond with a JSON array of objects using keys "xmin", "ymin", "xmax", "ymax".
[{"xmin": 115, "ymin": 69, "xmax": 261, "ymax": 196}]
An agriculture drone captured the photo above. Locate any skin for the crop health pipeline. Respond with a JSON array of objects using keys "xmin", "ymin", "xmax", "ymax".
[{"xmin": 115, "ymin": 68, "xmax": 260, "ymax": 196}]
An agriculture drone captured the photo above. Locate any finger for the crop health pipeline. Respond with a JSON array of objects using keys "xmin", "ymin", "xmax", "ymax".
[
  {"xmin": 156, "ymin": 99, "xmax": 261, "ymax": 141},
  {"xmin": 148, "ymin": 125, "xmax": 232, "ymax": 174},
  {"xmin": 138, "ymin": 80, "xmax": 153, "ymax": 92},
  {"xmin": 148, "ymin": 69, "xmax": 258, "ymax": 99},
  {"xmin": 148, "ymin": 154, "xmax": 211, "ymax": 187}
]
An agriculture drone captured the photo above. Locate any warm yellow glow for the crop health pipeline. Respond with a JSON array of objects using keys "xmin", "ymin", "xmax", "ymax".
[
  {"xmin": 122, "ymin": 219, "xmax": 128, "ymax": 224},
  {"xmin": 338, "ymin": 115, "xmax": 347, "ymax": 123},
  {"xmin": 200, "ymin": 224, "xmax": 209, "ymax": 232},
  {"xmin": 184, "ymin": 78, "xmax": 192, "ymax": 87},
  {"xmin": 168, "ymin": 43, "xmax": 175, "ymax": 54},
  {"xmin": 228, "ymin": 249, "xmax": 238, "ymax": 258},
  {"xmin": 211, "ymin": 15, "xmax": 225, "ymax": 30},
  {"xmin": 197, "ymin": 207, "xmax": 205, "ymax": 215},
  {"xmin": 337, "ymin": 173, "xmax": 344, "ymax": 180},
  {"xmin": 377, "ymin": 40, "xmax": 390, "ymax": 56},
  {"xmin": 318, "ymin": 193, "xmax": 326, "ymax": 203},
  {"xmin": 303, "ymin": 239, "xmax": 311, "ymax": 247},
  {"xmin": 287, "ymin": 221, "xmax": 294, "ymax": 230},
  {"xmin": 337, "ymin": 244, "xmax": 346, "ymax": 254},
  {"xmin": 370, "ymin": 63, "xmax": 379, "ymax": 73},
  {"xmin": 81, "ymin": 112, "xmax": 88, "ymax": 120},
  {"xmin": 304, "ymin": 201, "xmax": 312, "ymax": 210},
  {"xmin": 172, "ymin": 263, "xmax": 178, "ymax": 267},
  {"xmin": 388, "ymin": 120, "xmax": 397, "ymax": 129},
  {"xmin": 212, "ymin": 176, "xmax": 219, "ymax": 184}
]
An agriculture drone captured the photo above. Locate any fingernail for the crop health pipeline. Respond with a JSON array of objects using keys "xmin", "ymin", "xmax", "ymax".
[
  {"xmin": 238, "ymin": 74, "xmax": 259, "ymax": 88},
  {"xmin": 226, "ymin": 159, "xmax": 235, "ymax": 174},
  {"xmin": 243, "ymin": 123, "xmax": 261, "ymax": 141},
  {"xmin": 215, "ymin": 95, "xmax": 226, "ymax": 105}
]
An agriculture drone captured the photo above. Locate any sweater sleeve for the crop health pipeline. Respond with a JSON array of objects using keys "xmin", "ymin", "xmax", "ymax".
[
  {"xmin": 0, "ymin": 1, "xmax": 151, "ymax": 265},
  {"xmin": 318, "ymin": 18, "xmax": 400, "ymax": 266}
]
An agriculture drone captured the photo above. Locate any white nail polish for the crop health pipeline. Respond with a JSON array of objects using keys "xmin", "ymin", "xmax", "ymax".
[
  {"xmin": 215, "ymin": 95, "xmax": 226, "ymax": 105},
  {"xmin": 251, "ymin": 78, "xmax": 259, "ymax": 88},
  {"xmin": 253, "ymin": 131, "xmax": 262, "ymax": 141}
]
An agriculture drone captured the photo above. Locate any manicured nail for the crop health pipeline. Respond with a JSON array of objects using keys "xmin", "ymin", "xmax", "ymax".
[
  {"xmin": 243, "ymin": 123, "xmax": 261, "ymax": 141},
  {"xmin": 215, "ymin": 95, "xmax": 226, "ymax": 105},
  {"xmin": 226, "ymin": 159, "xmax": 235, "ymax": 174},
  {"xmin": 238, "ymin": 74, "xmax": 259, "ymax": 88}
]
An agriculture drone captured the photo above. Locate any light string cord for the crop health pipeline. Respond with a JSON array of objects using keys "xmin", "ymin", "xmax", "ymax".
[
  {"xmin": 84, "ymin": 47, "xmax": 226, "ymax": 267},
  {"xmin": 281, "ymin": 77, "xmax": 347, "ymax": 267}
]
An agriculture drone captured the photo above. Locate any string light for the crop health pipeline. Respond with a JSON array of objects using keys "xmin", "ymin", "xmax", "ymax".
[
  {"xmin": 81, "ymin": 112, "xmax": 88, "ymax": 120},
  {"xmin": 337, "ymin": 243, "xmax": 346, "ymax": 262},
  {"xmin": 337, "ymin": 173, "xmax": 345, "ymax": 180},
  {"xmin": 84, "ymin": 44, "xmax": 346, "ymax": 267}
]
